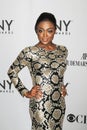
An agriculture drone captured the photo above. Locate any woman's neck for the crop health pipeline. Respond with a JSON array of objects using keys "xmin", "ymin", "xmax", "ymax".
[{"xmin": 36, "ymin": 42, "xmax": 57, "ymax": 51}]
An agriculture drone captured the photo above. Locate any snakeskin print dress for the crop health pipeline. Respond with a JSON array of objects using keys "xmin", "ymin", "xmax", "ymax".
[{"xmin": 7, "ymin": 45, "xmax": 68, "ymax": 130}]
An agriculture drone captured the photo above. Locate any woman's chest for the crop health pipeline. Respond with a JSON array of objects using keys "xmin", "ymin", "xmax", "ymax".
[{"xmin": 31, "ymin": 50, "xmax": 67, "ymax": 70}]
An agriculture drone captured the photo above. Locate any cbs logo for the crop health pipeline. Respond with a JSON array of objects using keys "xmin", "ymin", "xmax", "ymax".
[{"xmin": 67, "ymin": 114, "xmax": 87, "ymax": 124}]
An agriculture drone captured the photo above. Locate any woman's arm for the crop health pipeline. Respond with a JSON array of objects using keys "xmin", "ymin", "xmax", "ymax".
[{"xmin": 7, "ymin": 47, "xmax": 31, "ymax": 97}]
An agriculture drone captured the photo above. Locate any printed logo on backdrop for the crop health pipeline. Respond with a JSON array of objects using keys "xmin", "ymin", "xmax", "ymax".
[
  {"xmin": 57, "ymin": 20, "xmax": 71, "ymax": 35},
  {"xmin": 67, "ymin": 53, "xmax": 87, "ymax": 67},
  {"xmin": 67, "ymin": 114, "xmax": 87, "ymax": 124},
  {"xmin": 0, "ymin": 20, "xmax": 14, "ymax": 34},
  {"xmin": 0, "ymin": 80, "xmax": 14, "ymax": 93}
]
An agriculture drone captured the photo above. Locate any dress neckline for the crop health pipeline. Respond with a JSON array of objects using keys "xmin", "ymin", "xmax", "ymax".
[{"xmin": 35, "ymin": 44, "xmax": 58, "ymax": 52}]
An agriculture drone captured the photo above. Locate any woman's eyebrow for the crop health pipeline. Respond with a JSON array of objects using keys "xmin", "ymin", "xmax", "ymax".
[{"xmin": 37, "ymin": 27, "xmax": 55, "ymax": 30}]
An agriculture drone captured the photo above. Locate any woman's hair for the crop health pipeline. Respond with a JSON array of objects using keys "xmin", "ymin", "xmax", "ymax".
[{"xmin": 35, "ymin": 12, "xmax": 58, "ymax": 32}]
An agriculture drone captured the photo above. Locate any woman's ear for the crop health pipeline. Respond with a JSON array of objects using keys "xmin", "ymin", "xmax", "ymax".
[
  {"xmin": 54, "ymin": 28, "xmax": 57, "ymax": 34},
  {"xmin": 55, "ymin": 30, "xmax": 58, "ymax": 34}
]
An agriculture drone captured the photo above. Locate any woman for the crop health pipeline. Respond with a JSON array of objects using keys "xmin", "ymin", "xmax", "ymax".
[{"xmin": 7, "ymin": 12, "xmax": 68, "ymax": 130}]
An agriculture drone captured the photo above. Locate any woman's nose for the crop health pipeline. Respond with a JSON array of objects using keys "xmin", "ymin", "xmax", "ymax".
[{"xmin": 43, "ymin": 31, "xmax": 47, "ymax": 37}]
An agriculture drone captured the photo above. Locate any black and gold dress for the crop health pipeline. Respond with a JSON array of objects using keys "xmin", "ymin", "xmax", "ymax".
[{"xmin": 7, "ymin": 45, "xmax": 68, "ymax": 130}]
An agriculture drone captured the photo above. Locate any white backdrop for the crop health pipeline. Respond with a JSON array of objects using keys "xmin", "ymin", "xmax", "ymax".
[{"xmin": 0, "ymin": 0, "xmax": 87, "ymax": 130}]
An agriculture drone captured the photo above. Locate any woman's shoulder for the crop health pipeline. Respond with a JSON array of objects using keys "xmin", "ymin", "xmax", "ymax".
[
  {"xmin": 21, "ymin": 45, "xmax": 34, "ymax": 50},
  {"xmin": 56, "ymin": 44, "xmax": 68, "ymax": 58},
  {"xmin": 56, "ymin": 44, "xmax": 68, "ymax": 52},
  {"xmin": 21, "ymin": 45, "xmax": 39, "ymax": 53}
]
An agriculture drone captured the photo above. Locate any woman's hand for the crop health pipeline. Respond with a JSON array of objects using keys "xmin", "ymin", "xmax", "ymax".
[
  {"xmin": 24, "ymin": 85, "xmax": 43, "ymax": 99},
  {"xmin": 61, "ymin": 83, "xmax": 68, "ymax": 97}
]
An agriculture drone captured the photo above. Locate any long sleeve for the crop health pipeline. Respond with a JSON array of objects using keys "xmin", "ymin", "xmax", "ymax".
[
  {"xmin": 59, "ymin": 46, "xmax": 68, "ymax": 86},
  {"xmin": 7, "ymin": 47, "xmax": 32, "ymax": 97},
  {"xmin": 63, "ymin": 46, "xmax": 68, "ymax": 85},
  {"xmin": 65, "ymin": 46, "xmax": 68, "ymax": 60}
]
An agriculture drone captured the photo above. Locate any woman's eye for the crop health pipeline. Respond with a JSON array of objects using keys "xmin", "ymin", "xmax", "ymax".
[
  {"xmin": 38, "ymin": 29, "xmax": 43, "ymax": 33},
  {"xmin": 48, "ymin": 30, "xmax": 54, "ymax": 33}
]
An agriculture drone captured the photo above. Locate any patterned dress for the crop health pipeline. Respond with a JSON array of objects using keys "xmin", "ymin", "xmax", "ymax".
[{"xmin": 7, "ymin": 45, "xmax": 68, "ymax": 130}]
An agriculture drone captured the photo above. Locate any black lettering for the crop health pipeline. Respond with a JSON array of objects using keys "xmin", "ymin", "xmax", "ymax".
[
  {"xmin": 57, "ymin": 20, "xmax": 62, "ymax": 31},
  {"xmin": 76, "ymin": 115, "xmax": 83, "ymax": 123},
  {"xmin": 5, "ymin": 20, "xmax": 13, "ymax": 31},
  {"xmin": 0, "ymin": 80, "xmax": 5, "ymax": 89},
  {"xmin": 84, "ymin": 115, "xmax": 87, "ymax": 124},
  {"xmin": 63, "ymin": 20, "xmax": 71, "ymax": 31},
  {"xmin": 6, "ymin": 80, "xmax": 12, "ymax": 90},
  {"xmin": 81, "ymin": 53, "xmax": 87, "ymax": 60},
  {"xmin": 0, "ymin": 20, "xmax": 4, "ymax": 31}
]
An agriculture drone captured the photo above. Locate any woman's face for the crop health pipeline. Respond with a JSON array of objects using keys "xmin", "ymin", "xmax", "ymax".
[{"xmin": 36, "ymin": 20, "xmax": 56, "ymax": 45}]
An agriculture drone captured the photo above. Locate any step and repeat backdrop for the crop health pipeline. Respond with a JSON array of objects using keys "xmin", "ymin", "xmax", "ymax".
[{"xmin": 0, "ymin": 0, "xmax": 87, "ymax": 130}]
